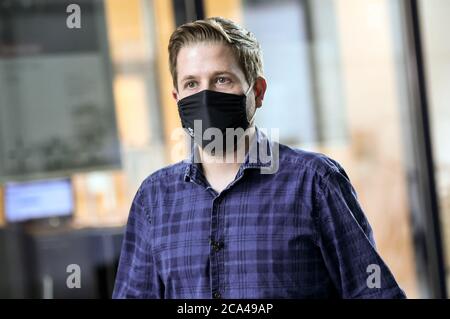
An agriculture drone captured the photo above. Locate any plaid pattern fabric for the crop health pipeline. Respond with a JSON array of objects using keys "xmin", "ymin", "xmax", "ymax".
[{"xmin": 113, "ymin": 126, "xmax": 406, "ymax": 299}]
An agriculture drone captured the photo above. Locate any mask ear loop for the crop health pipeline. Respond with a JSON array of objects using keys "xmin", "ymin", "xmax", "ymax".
[
  {"xmin": 245, "ymin": 82, "xmax": 254, "ymax": 96},
  {"xmin": 245, "ymin": 82, "xmax": 257, "ymax": 125}
]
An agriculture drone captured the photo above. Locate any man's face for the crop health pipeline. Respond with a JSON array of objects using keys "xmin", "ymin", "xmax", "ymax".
[{"xmin": 172, "ymin": 42, "xmax": 257, "ymax": 121}]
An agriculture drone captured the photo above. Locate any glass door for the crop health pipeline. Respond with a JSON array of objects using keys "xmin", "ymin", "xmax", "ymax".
[{"xmin": 418, "ymin": 0, "xmax": 450, "ymax": 297}]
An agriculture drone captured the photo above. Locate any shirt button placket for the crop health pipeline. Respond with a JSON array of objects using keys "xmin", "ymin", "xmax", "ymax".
[{"xmin": 210, "ymin": 196, "xmax": 224, "ymax": 299}]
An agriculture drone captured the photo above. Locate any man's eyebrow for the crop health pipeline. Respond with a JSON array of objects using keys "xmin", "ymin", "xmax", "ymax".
[
  {"xmin": 211, "ymin": 71, "xmax": 238, "ymax": 77},
  {"xmin": 180, "ymin": 75, "xmax": 197, "ymax": 82},
  {"xmin": 180, "ymin": 71, "xmax": 239, "ymax": 82}
]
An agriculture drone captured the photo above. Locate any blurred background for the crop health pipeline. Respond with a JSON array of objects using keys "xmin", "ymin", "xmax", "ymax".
[{"xmin": 0, "ymin": 0, "xmax": 449, "ymax": 299}]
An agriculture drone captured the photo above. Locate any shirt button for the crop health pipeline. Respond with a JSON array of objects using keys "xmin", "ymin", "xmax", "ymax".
[
  {"xmin": 211, "ymin": 241, "xmax": 223, "ymax": 252},
  {"xmin": 213, "ymin": 291, "xmax": 221, "ymax": 299}
]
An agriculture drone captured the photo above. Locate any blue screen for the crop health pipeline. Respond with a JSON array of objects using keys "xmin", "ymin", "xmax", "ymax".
[{"xmin": 5, "ymin": 178, "xmax": 74, "ymax": 222}]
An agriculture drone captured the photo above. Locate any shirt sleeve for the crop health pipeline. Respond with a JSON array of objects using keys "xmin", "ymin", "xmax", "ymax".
[
  {"xmin": 314, "ymin": 162, "xmax": 407, "ymax": 299},
  {"xmin": 112, "ymin": 182, "xmax": 164, "ymax": 298}
]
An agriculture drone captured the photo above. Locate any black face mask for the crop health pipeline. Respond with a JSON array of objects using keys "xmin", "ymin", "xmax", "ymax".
[{"xmin": 177, "ymin": 87, "xmax": 254, "ymax": 151}]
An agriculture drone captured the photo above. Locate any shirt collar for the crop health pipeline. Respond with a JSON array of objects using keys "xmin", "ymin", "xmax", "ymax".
[{"xmin": 183, "ymin": 125, "xmax": 274, "ymax": 182}]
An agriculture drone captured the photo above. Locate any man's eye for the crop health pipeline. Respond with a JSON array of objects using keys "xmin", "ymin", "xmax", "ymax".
[
  {"xmin": 216, "ymin": 77, "xmax": 231, "ymax": 84},
  {"xmin": 185, "ymin": 81, "xmax": 197, "ymax": 89}
]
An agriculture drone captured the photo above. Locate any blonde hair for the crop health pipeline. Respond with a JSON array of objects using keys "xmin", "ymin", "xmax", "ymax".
[{"xmin": 168, "ymin": 17, "xmax": 263, "ymax": 89}]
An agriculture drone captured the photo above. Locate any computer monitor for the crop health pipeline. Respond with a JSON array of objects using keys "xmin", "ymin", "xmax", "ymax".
[{"xmin": 4, "ymin": 178, "xmax": 74, "ymax": 223}]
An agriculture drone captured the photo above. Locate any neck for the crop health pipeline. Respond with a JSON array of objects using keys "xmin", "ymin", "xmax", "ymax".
[{"xmin": 197, "ymin": 126, "xmax": 256, "ymax": 192}]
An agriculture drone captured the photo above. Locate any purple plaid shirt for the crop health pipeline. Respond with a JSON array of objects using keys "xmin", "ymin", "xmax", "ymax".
[{"xmin": 113, "ymin": 126, "xmax": 406, "ymax": 299}]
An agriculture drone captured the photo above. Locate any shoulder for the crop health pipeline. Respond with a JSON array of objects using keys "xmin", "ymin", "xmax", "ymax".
[
  {"xmin": 277, "ymin": 144, "xmax": 357, "ymax": 205},
  {"xmin": 277, "ymin": 142, "xmax": 344, "ymax": 180},
  {"xmin": 137, "ymin": 160, "xmax": 188, "ymax": 193},
  {"xmin": 130, "ymin": 160, "xmax": 189, "ymax": 215}
]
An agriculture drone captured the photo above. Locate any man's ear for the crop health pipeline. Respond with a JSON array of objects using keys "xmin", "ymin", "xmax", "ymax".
[
  {"xmin": 253, "ymin": 76, "xmax": 267, "ymax": 109},
  {"xmin": 172, "ymin": 88, "xmax": 179, "ymax": 102}
]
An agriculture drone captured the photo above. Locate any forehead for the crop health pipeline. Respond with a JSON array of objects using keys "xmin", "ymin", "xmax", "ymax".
[{"xmin": 176, "ymin": 42, "xmax": 245, "ymax": 80}]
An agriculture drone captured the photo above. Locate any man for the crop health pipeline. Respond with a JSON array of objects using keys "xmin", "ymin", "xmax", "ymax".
[{"xmin": 113, "ymin": 17, "xmax": 406, "ymax": 299}]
